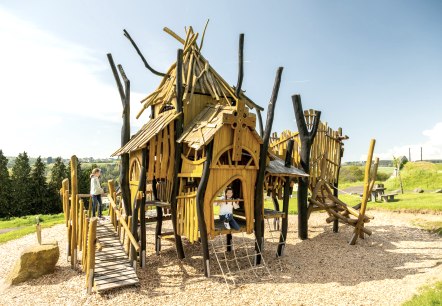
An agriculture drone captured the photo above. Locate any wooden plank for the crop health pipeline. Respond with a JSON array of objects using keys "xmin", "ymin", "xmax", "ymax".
[{"xmin": 95, "ymin": 278, "xmax": 139, "ymax": 292}]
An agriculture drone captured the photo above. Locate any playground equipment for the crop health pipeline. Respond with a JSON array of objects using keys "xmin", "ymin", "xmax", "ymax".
[{"xmin": 61, "ymin": 24, "xmax": 379, "ymax": 293}]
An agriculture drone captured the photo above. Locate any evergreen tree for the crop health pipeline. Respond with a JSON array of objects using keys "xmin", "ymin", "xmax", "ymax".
[
  {"xmin": 11, "ymin": 152, "xmax": 32, "ymax": 216},
  {"xmin": 0, "ymin": 150, "xmax": 12, "ymax": 218},
  {"xmin": 50, "ymin": 157, "xmax": 67, "ymax": 189},
  {"xmin": 30, "ymin": 156, "xmax": 49, "ymax": 214}
]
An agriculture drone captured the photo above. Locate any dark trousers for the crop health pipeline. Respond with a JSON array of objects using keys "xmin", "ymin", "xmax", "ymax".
[{"xmin": 92, "ymin": 194, "xmax": 102, "ymax": 218}]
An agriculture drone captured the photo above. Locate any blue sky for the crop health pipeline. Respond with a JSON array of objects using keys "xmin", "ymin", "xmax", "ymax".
[{"xmin": 0, "ymin": 1, "xmax": 441, "ymax": 161}]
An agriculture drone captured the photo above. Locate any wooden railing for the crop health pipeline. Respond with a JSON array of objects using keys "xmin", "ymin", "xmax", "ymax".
[{"xmin": 107, "ymin": 183, "xmax": 140, "ymax": 268}]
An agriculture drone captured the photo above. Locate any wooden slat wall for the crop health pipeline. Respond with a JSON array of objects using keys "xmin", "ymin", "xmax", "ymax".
[
  {"xmin": 176, "ymin": 190, "xmax": 198, "ymax": 243},
  {"xmin": 269, "ymin": 116, "xmax": 344, "ymax": 191}
]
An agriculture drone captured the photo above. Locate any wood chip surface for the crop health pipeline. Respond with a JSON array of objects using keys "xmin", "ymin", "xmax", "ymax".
[{"xmin": 1, "ymin": 210, "xmax": 442, "ymax": 306}]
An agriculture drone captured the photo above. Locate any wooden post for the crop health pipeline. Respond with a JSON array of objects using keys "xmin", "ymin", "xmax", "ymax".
[
  {"xmin": 254, "ymin": 67, "xmax": 283, "ymax": 264},
  {"xmin": 86, "ymin": 217, "xmax": 97, "ymax": 294},
  {"xmin": 140, "ymin": 148, "xmax": 147, "ymax": 267},
  {"xmin": 235, "ymin": 33, "xmax": 244, "ymax": 98},
  {"xmin": 292, "ymin": 95, "xmax": 321, "ymax": 240},
  {"xmin": 70, "ymin": 155, "xmax": 78, "ymax": 268},
  {"xmin": 123, "ymin": 29, "xmax": 166, "ymax": 77},
  {"xmin": 78, "ymin": 200, "xmax": 84, "ymax": 251},
  {"xmin": 277, "ymin": 139, "xmax": 294, "ymax": 256},
  {"xmin": 62, "ymin": 178, "xmax": 70, "ymax": 259},
  {"xmin": 131, "ymin": 149, "xmax": 146, "ymax": 267},
  {"xmin": 333, "ymin": 127, "xmax": 344, "ymax": 233},
  {"xmin": 107, "ymin": 53, "xmax": 131, "ymax": 216},
  {"xmin": 196, "ymin": 141, "xmax": 213, "ymax": 277},
  {"xmin": 152, "ymin": 178, "xmax": 163, "ymax": 255},
  {"xmin": 257, "ymin": 110, "xmax": 264, "ymax": 138},
  {"xmin": 170, "ymin": 48, "xmax": 185, "ymax": 259}
]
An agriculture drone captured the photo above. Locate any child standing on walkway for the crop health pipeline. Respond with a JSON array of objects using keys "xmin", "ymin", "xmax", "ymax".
[
  {"xmin": 90, "ymin": 168, "xmax": 104, "ymax": 218},
  {"xmin": 216, "ymin": 187, "xmax": 241, "ymax": 230}
]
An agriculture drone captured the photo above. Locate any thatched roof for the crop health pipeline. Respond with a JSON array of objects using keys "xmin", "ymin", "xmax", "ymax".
[
  {"xmin": 177, "ymin": 104, "xmax": 262, "ymax": 150},
  {"xmin": 112, "ymin": 110, "xmax": 179, "ymax": 156},
  {"xmin": 136, "ymin": 27, "xmax": 263, "ymax": 119}
]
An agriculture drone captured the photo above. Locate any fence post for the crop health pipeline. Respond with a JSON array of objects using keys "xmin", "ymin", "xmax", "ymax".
[{"xmin": 86, "ymin": 217, "xmax": 97, "ymax": 294}]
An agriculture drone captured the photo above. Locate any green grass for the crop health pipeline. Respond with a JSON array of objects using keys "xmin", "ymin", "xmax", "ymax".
[
  {"xmin": 338, "ymin": 192, "xmax": 442, "ymax": 213},
  {"xmin": 411, "ymin": 219, "xmax": 442, "ymax": 236},
  {"xmin": 0, "ymin": 213, "xmax": 64, "ymax": 229},
  {"xmin": 0, "ymin": 213, "xmax": 65, "ymax": 244},
  {"xmin": 384, "ymin": 162, "xmax": 442, "ymax": 191},
  {"xmin": 403, "ymin": 281, "xmax": 442, "ymax": 306}
]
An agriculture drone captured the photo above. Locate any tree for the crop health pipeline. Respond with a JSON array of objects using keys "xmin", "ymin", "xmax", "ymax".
[
  {"xmin": 11, "ymin": 152, "xmax": 32, "ymax": 216},
  {"xmin": 30, "ymin": 156, "xmax": 49, "ymax": 214},
  {"xmin": 50, "ymin": 157, "xmax": 67, "ymax": 189},
  {"xmin": 0, "ymin": 150, "xmax": 12, "ymax": 218},
  {"xmin": 393, "ymin": 156, "xmax": 405, "ymax": 194}
]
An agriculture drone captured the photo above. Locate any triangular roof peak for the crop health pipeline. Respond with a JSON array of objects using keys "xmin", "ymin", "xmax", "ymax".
[{"xmin": 136, "ymin": 26, "xmax": 263, "ymax": 119}]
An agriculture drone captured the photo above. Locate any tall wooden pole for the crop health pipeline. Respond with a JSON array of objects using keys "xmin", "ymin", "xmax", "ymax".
[
  {"xmin": 170, "ymin": 49, "xmax": 185, "ymax": 259},
  {"xmin": 140, "ymin": 147, "xmax": 147, "ymax": 267},
  {"xmin": 292, "ymin": 95, "xmax": 321, "ymax": 240},
  {"xmin": 277, "ymin": 139, "xmax": 294, "ymax": 256},
  {"xmin": 254, "ymin": 67, "xmax": 283, "ymax": 264},
  {"xmin": 235, "ymin": 33, "xmax": 244, "ymax": 98},
  {"xmin": 333, "ymin": 127, "xmax": 344, "ymax": 233},
  {"xmin": 123, "ymin": 29, "xmax": 167, "ymax": 77},
  {"xmin": 107, "ymin": 53, "xmax": 131, "ymax": 216},
  {"xmin": 70, "ymin": 155, "xmax": 78, "ymax": 268},
  {"xmin": 196, "ymin": 141, "xmax": 213, "ymax": 277}
]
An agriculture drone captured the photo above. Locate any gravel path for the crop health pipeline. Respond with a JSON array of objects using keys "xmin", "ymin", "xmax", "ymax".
[{"xmin": 1, "ymin": 211, "xmax": 442, "ymax": 306}]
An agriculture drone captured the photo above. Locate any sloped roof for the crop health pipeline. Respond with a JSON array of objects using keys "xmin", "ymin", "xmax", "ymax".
[
  {"xmin": 266, "ymin": 153, "xmax": 309, "ymax": 177},
  {"xmin": 177, "ymin": 104, "xmax": 262, "ymax": 150},
  {"xmin": 112, "ymin": 110, "xmax": 180, "ymax": 156},
  {"xmin": 136, "ymin": 27, "xmax": 263, "ymax": 119}
]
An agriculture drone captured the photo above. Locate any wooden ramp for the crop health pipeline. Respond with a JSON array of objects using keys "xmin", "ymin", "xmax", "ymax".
[{"xmin": 94, "ymin": 222, "xmax": 139, "ymax": 292}]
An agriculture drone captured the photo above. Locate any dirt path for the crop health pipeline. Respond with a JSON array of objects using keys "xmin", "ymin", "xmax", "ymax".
[
  {"xmin": 0, "ymin": 227, "xmax": 20, "ymax": 235},
  {"xmin": 1, "ymin": 211, "xmax": 441, "ymax": 306}
]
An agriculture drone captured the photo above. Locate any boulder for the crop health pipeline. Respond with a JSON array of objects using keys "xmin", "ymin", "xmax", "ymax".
[
  {"xmin": 414, "ymin": 188, "xmax": 424, "ymax": 193},
  {"xmin": 434, "ymin": 189, "xmax": 442, "ymax": 193},
  {"xmin": 5, "ymin": 241, "xmax": 59, "ymax": 285}
]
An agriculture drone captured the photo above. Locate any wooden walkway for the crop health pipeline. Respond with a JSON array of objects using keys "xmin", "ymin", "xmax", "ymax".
[{"xmin": 94, "ymin": 222, "xmax": 139, "ymax": 292}]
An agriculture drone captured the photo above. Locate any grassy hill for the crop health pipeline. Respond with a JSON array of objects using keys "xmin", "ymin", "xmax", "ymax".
[{"xmin": 384, "ymin": 161, "xmax": 442, "ymax": 191}]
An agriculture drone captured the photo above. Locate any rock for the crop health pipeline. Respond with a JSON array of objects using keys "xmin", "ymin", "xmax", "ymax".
[
  {"xmin": 434, "ymin": 189, "xmax": 442, "ymax": 193},
  {"xmin": 414, "ymin": 188, "xmax": 424, "ymax": 193},
  {"xmin": 5, "ymin": 241, "xmax": 59, "ymax": 286}
]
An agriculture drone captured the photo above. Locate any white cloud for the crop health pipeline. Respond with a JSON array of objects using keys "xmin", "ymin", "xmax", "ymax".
[
  {"xmin": 0, "ymin": 8, "xmax": 149, "ymax": 157},
  {"xmin": 363, "ymin": 122, "xmax": 442, "ymax": 161}
]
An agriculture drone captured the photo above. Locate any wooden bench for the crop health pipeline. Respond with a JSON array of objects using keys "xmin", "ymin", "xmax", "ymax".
[{"xmin": 380, "ymin": 193, "xmax": 397, "ymax": 202}]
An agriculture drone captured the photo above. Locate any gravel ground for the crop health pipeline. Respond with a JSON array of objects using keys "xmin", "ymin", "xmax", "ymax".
[{"xmin": 1, "ymin": 210, "xmax": 442, "ymax": 306}]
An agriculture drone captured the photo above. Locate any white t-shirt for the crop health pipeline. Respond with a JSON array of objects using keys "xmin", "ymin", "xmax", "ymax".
[
  {"xmin": 217, "ymin": 196, "xmax": 240, "ymax": 215},
  {"xmin": 90, "ymin": 176, "xmax": 104, "ymax": 195}
]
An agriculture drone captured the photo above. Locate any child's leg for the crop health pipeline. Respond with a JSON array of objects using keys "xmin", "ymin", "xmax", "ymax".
[
  {"xmin": 92, "ymin": 195, "xmax": 97, "ymax": 217},
  {"xmin": 97, "ymin": 195, "xmax": 103, "ymax": 218},
  {"xmin": 229, "ymin": 218, "xmax": 241, "ymax": 231}
]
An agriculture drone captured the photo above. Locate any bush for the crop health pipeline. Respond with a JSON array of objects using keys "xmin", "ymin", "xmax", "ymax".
[{"xmin": 340, "ymin": 166, "xmax": 364, "ymax": 183}]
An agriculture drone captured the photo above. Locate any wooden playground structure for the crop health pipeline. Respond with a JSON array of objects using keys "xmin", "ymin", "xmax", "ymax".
[{"xmin": 61, "ymin": 24, "xmax": 379, "ymax": 293}]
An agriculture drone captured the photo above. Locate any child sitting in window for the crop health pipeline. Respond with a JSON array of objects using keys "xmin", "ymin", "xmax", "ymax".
[{"xmin": 216, "ymin": 187, "xmax": 240, "ymax": 230}]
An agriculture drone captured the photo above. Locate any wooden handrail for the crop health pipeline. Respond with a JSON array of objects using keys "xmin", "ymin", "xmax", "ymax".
[{"xmin": 107, "ymin": 195, "xmax": 140, "ymax": 252}]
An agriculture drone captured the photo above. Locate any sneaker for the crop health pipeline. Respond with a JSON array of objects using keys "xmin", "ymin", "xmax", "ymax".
[{"xmin": 224, "ymin": 221, "xmax": 230, "ymax": 229}]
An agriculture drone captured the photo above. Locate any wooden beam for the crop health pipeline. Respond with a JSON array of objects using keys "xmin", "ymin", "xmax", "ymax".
[
  {"xmin": 254, "ymin": 67, "xmax": 283, "ymax": 264},
  {"xmin": 170, "ymin": 49, "xmax": 185, "ymax": 259},
  {"xmin": 107, "ymin": 53, "xmax": 131, "ymax": 215},
  {"xmin": 292, "ymin": 94, "xmax": 321, "ymax": 240},
  {"xmin": 196, "ymin": 141, "xmax": 213, "ymax": 277},
  {"xmin": 235, "ymin": 33, "xmax": 244, "ymax": 98},
  {"xmin": 277, "ymin": 139, "xmax": 294, "ymax": 256},
  {"xmin": 123, "ymin": 29, "xmax": 166, "ymax": 77}
]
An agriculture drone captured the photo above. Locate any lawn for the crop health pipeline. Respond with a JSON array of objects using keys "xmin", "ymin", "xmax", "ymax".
[
  {"xmin": 403, "ymin": 281, "xmax": 442, "ymax": 306},
  {"xmin": 0, "ymin": 213, "xmax": 65, "ymax": 244}
]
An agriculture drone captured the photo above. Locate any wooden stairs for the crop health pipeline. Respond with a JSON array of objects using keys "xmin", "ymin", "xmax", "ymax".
[{"xmin": 94, "ymin": 222, "xmax": 139, "ymax": 292}]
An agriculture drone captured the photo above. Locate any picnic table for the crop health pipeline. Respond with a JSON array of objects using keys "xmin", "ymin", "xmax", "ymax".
[{"xmin": 371, "ymin": 187, "xmax": 386, "ymax": 201}]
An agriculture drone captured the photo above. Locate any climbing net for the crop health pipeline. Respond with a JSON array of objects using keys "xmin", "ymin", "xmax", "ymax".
[{"xmin": 209, "ymin": 232, "xmax": 272, "ymax": 291}]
